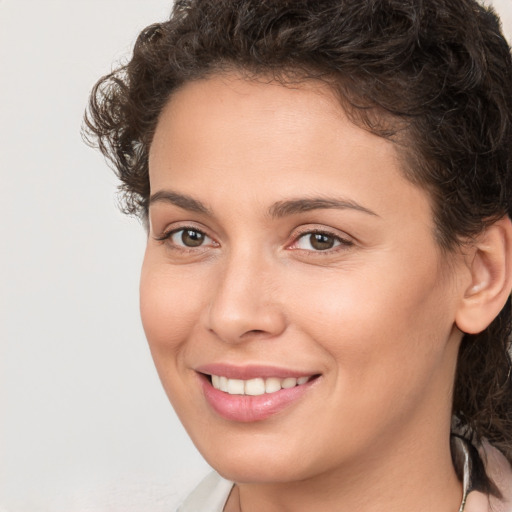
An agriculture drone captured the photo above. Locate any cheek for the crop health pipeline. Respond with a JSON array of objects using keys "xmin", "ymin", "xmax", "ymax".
[
  {"xmin": 286, "ymin": 270, "xmax": 458, "ymax": 451},
  {"xmin": 139, "ymin": 260, "xmax": 210, "ymax": 419},
  {"xmin": 287, "ymin": 260, "xmax": 456, "ymax": 386},
  {"xmin": 139, "ymin": 259, "xmax": 206, "ymax": 359}
]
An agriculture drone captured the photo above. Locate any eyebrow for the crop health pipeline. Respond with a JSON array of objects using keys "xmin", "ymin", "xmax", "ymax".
[
  {"xmin": 149, "ymin": 190, "xmax": 378, "ymax": 218},
  {"xmin": 149, "ymin": 190, "xmax": 211, "ymax": 214},
  {"xmin": 268, "ymin": 197, "xmax": 378, "ymax": 218}
]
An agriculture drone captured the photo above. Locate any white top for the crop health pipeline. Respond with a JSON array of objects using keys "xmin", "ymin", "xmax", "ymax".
[{"xmin": 176, "ymin": 472, "xmax": 234, "ymax": 512}]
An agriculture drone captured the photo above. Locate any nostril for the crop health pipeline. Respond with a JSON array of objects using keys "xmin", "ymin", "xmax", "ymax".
[
  {"xmin": 240, "ymin": 329, "xmax": 270, "ymax": 339},
  {"xmin": 205, "ymin": 297, "xmax": 287, "ymax": 343}
]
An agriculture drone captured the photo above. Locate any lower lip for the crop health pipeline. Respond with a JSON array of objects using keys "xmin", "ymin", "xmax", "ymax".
[{"xmin": 200, "ymin": 375, "xmax": 317, "ymax": 422}]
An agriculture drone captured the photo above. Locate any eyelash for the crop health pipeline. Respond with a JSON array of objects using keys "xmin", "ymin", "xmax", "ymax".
[
  {"xmin": 290, "ymin": 229, "xmax": 354, "ymax": 253},
  {"xmin": 154, "ymin": 226, "xmax": 353, "ymax": 254},
  {"xmin": 155, "ymin": 226, "xmax": 217, "ymax": 251}
]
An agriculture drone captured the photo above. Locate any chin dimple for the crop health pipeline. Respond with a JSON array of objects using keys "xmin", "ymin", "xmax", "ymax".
[{"xmin": 210, "ymin": 375, "xmax": 312, "ymax": 395}]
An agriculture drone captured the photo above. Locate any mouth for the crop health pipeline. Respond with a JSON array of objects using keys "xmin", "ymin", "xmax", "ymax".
[
  {"xmin": 196, "ymin": 367, "xmax": 321, "ymax": 422},
  {"xmin": 207, "ymin": 374, "xmax": 316, "ymax": 396}
]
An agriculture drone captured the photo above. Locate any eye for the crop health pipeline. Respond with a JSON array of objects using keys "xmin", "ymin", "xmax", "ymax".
[
  {"xmin": 158, "ymin": 227, "xmax": 215, "ymax": 248},
  {"xmin": 174, "ymin": 228, "xmax": 208, "ymax": 247},
  {"xmin": 293, "ymin": 231, "xmax": 352, "ymax": 252}
]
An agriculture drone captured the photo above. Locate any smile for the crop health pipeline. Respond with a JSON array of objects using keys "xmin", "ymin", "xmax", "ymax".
[
  {"xmin": 210, "ymin": 375, "xmax": 312, "ymax": 395},
  {"xmin": 198, "ymin": 369, "xmax": 320, "ymax": 422}
]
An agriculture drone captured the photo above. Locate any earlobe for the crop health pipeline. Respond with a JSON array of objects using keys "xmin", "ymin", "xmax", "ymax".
[{"xmin": 455, "ymin": 216, "xmax": 512, "ymax": 335}]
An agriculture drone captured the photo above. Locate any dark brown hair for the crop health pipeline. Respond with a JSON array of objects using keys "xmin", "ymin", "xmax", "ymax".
[{"xmin": 84, "ymin": 0, "xmax": 512, "ymax": 490}]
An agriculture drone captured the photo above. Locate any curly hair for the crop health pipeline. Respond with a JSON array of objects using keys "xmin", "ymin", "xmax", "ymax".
[{"xmin": 84, "ymin": 0, "xmax": 512, "ymax": 490}]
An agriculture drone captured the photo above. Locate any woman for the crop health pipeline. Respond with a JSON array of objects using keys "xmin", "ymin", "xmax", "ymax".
[{"xmin": 85, "ymin": 0, "xmax": 512, "ymax": 510}]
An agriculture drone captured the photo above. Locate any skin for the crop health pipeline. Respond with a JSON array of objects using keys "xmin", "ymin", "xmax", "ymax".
[{"xmin": 141, "ymin": 74, "xmax": 471, "ymax": 511}]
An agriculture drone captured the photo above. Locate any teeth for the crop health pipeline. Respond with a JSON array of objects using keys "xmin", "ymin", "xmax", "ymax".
[
  {"xmin": 227, "ymin": 379, "xmax": 245, "ymax": 395},
  {"xmin": 245, "ymin": 378, "xmax": 265, "ymax": 396},
  {"xmin": 265, "ymin": 377, "xmax": 282, "ymax": 393},
  {"xmin": 281, "ymin": 377, "xmax": 297, "ymax": 389},
  {"xmin": 210, "ymin": 374, "xmax": 312, "ymax": 395}
]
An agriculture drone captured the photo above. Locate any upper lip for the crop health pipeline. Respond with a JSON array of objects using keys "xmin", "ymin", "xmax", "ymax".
[{"xmin": 195, "ymin": 363, "xmax": 319, "ymax": 380}]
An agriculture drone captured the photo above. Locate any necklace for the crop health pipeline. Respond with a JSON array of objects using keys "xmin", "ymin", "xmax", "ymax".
[
  {"xmin": 234, "ymin": 439, "xmax": 472, "ymax": 512},
  {"xmin": 235, "ymin": 484, "xmax": 469, "ymax": 512},
  {"xmin": 457, "ymin": 437, "xmax": 471, "ymax": 512}
]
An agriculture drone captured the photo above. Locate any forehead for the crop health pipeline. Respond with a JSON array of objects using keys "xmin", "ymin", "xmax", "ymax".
[
  {"xmin": 148, "ymin": 73, "xmax": 430, "ymax": 224},
  {"xmin": 150, "ymin": 74, "xmax": 350, "ymax": 166}
]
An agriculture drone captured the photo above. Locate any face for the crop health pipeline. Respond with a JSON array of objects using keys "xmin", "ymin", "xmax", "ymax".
[{"xmin": 141, "ymin": 74, "xmax": 466, "ymax": 484}]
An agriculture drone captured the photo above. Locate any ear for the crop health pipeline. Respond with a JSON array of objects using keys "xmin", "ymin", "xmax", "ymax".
[{"xmin": 455, "ymin": 216, "xmax": 512, "ymax": 334}]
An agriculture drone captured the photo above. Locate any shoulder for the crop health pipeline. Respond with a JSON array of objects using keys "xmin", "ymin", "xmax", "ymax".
[
  {"xmin": 483, "ymin": 441, "xmax": 512, "ymax": 512},
  {"xmin": 176, "ymin": 471, "xmax": 234, "ymax": 512},
  {"xmin": 466, "ymin": 441, "xmax": 512, "ymax": 512}
]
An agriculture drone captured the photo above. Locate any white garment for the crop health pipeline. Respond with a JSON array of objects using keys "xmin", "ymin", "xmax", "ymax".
[{"xmin": 176, "ymin": 472, "xmax": 233, "ymax": 512}]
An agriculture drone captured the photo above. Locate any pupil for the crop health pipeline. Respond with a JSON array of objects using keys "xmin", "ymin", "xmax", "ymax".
[
  {"xmin": 182, "ymin": 229, "xmax": 204, "ymax": 247},
  {"xmin": 310, "ymin": 233, "xmax": 334, "ymax": 250}
]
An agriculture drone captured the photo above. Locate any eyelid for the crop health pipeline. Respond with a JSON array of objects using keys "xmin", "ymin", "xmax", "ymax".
[
  {"xmin": 153, "ymin": 223, "xmax": 218, "ymax": 247},
  {"xmin": 287, "ymin": 226, "xmax": 354, "ymax": 252},
  {"xmin": 152, "ymin": 222, "xmax": 353, "ymax": 254}
]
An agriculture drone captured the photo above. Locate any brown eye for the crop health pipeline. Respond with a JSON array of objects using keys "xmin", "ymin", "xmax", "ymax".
[
  {"xmin": 167, "ymin": 228, "xmax": 213, "ymax": 248},
  {"xmin": 294, "ymin": 231, "xmax": 351, "ymax": 252},
  {"xmin": 309, "ymin": 233, "xmax": 336, "ymax": 250},
  {"xmin": 181, "ymin": 229, "xmax": 205, "ymax": 247}
]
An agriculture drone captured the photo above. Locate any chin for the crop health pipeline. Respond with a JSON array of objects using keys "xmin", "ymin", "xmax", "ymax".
[
  {"xmin": 192, "ymin": 433, "xmax": 325, "ymax": 484},
  {"xmin": 211, "ymin": 458, "xmax": 311, "ymax": 485}
]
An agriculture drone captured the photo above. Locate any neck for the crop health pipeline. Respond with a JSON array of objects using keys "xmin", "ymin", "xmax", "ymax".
[{"xmin": 226, "ymin": 427, "xmax": 463, "ymax": 512}]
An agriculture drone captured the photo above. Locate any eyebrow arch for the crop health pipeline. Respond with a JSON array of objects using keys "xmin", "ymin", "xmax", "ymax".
[
  {"xmin": 149, "ymin": 190, "xmax": 211, "ymax": 215},
  {"xmin": 149, "ymin": 190, "xmax": 378, "ymax": 218},
  {"xmin": 268, "ymin": 197, "xmax": 379, "ymax": 218}
]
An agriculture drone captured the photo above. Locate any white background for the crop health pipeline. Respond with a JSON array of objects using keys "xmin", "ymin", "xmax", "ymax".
[{"xmin": 1, "ymin": 1, "xmax": 511, "ymax": 511}]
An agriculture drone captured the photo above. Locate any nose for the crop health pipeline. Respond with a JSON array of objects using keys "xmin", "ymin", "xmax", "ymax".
[{"xmin": 203, "ymin": 251, "xmax": 287, "ymax": 343}]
